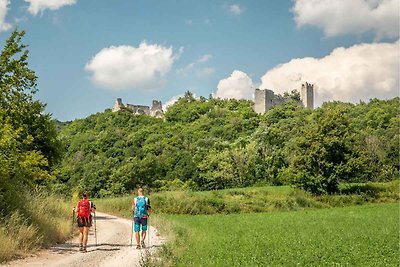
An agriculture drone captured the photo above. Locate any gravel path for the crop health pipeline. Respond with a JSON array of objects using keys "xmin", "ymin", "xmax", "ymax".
[{"xmin": 0, "ymin": 212, "xmax": 165, "ymax": 267}]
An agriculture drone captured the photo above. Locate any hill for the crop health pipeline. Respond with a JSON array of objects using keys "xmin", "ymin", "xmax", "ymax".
[{"xmin": 55, "ymin": 95, "xmax": 399, "ymax": 197}]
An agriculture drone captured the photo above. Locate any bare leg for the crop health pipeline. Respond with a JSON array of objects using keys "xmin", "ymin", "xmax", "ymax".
[
  {"xmin": 83, "ymin": 227, "xmax": 89, "ymax": 248},
  {"xmin": 135, "ymin": 231, "xmax": 140, "ymax": 246},
  {"xmin": 141, "ymin": 231, "xmax": 147, "ymax": 245},
  {"xmin": 79, "ymin": 227, "xmax": 84, "ymax": 246}
]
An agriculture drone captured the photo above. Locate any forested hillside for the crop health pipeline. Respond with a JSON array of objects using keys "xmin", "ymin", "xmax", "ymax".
[{"xmin": 57, "ymin": 92, "xmax": 399, "ymax": 197}]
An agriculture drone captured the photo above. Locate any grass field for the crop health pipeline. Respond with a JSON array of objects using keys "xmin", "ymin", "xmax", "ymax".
[{"xmin": 152, "ymin": 203, "xmax": 399, "ymax": 267}]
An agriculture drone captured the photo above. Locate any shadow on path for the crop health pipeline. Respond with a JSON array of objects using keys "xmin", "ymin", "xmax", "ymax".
[
  {"xmin": 48, "ymin": 243, "xmax": 135, "ymax": 254},
  {"xmin": 94, "ymin": 216, "xmax": 117, "ymax": 221}
]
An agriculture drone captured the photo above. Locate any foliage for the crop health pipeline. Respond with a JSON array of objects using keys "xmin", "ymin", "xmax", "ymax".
[
  {"xmin": 0, "ymin": 30, "xmax": 70, "ymax": 263},
  {"xmin": 95, "ymin": 181, "xmax": 399, "ymax": 216},
  {"xmin": 58, "ymin": 94, "xmax": 399, "ymax": 196},
  {"xmin": 0, "ymin": 30, "xmax": 62, "ymax": 215},
  {"xmin": 288, "ymin": 104, "xmax": 362, "ymax": 194},
  {"xmin": 57, "ymin": 97, "xmax": 261, "ymax": 196},
  {"xmin": 0, "ymin": 30, "xmax": 61, "ymax": 168}
]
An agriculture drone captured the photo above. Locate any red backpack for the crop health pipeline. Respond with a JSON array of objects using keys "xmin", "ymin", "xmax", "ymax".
[{"xmin": 77, "ymin": 199, "xmax": 91, "ymax": 219}]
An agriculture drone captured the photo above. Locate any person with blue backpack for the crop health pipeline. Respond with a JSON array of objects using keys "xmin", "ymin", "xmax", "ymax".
[{"xmin": 132, "ymin": 187, "xmax": 151, "ymax": 249}]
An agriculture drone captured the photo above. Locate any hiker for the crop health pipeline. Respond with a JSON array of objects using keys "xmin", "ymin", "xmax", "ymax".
[
  {"xmin": 132, "ymin": 188, "xmax": 151, "ymax": 249},
  {"xmin": 76, "ymin": 192, "xmax": 96, "ymax": 252}
]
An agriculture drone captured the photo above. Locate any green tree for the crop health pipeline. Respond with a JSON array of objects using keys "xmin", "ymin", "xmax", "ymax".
[
  {"xmin": 0, "ymin": 29, "xmax": 61, "ymax": 214},
  {"xmin": 288, "ymin": 103, "xmax": 364, "ymax": 194},
  {"xmin": 0, "ymin": 30, "xmax": 61, "ymax": 167}
]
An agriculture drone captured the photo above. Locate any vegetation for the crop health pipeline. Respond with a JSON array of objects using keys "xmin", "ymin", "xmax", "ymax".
[
  {"xmin": 96, "ymin": 180, "xmax": 399, "ymax": 217},
  {"xmin": 147, "ymin": 204, "xmax": 399, "ymax": 267},
  {"xmin": 96, "ymin": 181, "xmax": 399, "ymax": 267},
  {"xmin": 0, "ymin": 193, "xmax": 74, "ymax": 262},
  {"xmin": 0, "ymin": 30, "xmax": 72, "ymax": 262},
  {"xmin": 57, "ymin": 92, "xmax": 399, "ymax": 196}
]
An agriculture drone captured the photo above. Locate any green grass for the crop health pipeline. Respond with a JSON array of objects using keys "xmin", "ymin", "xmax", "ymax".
[
  {"xmin": 153, "ymin": 204, "xmax": 399, "ymax": 267},
  {"xmin": 96, "ymin": 181, "xmax": 399, "ymax": 216}
]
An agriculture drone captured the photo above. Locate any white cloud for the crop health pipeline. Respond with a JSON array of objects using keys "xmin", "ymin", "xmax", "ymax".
[
  {"xmin": 0, "ymin": 0, "xmax": 11, "ymax": 32},
  {"xmin": 165, "ymin": 94, "xmax": 183, "ymax": 109},
  {"xmin": 229, "ymin": 4, "xmax": 244, "ymax": 15},
  {"xmin": 292, "ymin": 0, "xmax": 399, "ymax": 39},
  {"xmin": 14, "ymin": 16, "xmax": 29, "ymax": 24},
  {"xmin": 85, "ymin": 42, "xmax": 178, "ymax": 90},
  {"xmin": 198, "ymin": 54, "xmax": 212, "ymax": 63},
  {"xmin": 25, "ymin": 0, "xmax": 77, "ymax": 16},
  {"xmin": 215, "ymin": 70, "xmax": 254, "ymax": 99},
  {"xmin": 165, "ymin": 92, "xmax": 198, "ymax": 109},
  {"xmin": 177, "ymin": 54, "xmax": 214, "ymax": 76},
  {"xmin": 260, "ymin": 41, "xmax": 399, "ymax": 106},
  {"xmin": 197, "ymin": 67, "xmax": 216, "ymax": 77}
]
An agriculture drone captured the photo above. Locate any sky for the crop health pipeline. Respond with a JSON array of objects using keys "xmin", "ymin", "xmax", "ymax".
[{"xmin": 0, "ymin": 0, "xmax": 399, "ymax": 121}]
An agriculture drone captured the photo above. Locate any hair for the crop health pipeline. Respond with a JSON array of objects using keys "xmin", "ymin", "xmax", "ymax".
[
  {"xmin": 82, "ymin": 192, "xmax": 88, "ymax": 199},
  {"xmin": 138, "ymin": 188, "xmax": 144, "ymax": 193}
]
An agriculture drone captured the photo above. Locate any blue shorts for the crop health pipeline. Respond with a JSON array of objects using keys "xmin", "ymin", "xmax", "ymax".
[{"xmin": 134, "ymin": 217, "xmax": 148, "ymax": 232}]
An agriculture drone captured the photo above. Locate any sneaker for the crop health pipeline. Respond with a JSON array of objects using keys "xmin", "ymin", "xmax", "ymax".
[
  {"xmin": 83, "ymin": 247, "xmax": 87, "ymax": 253},
  {"xmin": 79, "ymin": 244, "xmax": 83, "ymax": 251},
  {"xmin": 141, "ymin": 241, "xmax": 146, "ymax": 248},
  {"xmin": 136, "ymin": 245, "xmax": 141, "ymax": 249}
]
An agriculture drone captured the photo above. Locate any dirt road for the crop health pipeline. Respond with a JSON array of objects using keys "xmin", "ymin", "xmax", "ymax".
[{"xmin": 0, "ymin": 212, "xmax": 165, "ymax": 267}]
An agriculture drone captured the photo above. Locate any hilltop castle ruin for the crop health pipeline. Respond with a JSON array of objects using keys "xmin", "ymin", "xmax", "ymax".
[
  {"xmin": 254, "ymin": 82, "xmax": 314, "ymax": 114},
  {"xmin": 112, "ymin": 98, "xmax": 164, "ymax": 118}
]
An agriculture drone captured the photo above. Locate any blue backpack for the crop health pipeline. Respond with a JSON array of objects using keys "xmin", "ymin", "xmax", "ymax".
[{"xmin": 134, "ymin": 196, "xmax": 148, "ymax": 217}]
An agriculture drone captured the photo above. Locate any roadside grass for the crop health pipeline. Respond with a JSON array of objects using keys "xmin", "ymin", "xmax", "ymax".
[
  {"xmin": 149, "ymin": 203, "xmax": 400, "ymax": 267},
  {"xmin": 96, "ymin": 180, "xmax": 399, "ymax": 216},
  {"xmin": 0, "ymin": 193, "xmax": 75, "ymax": 263}
]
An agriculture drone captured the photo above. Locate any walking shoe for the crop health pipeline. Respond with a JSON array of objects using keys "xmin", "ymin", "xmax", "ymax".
[
  {"xmin": 136, "ymin": 245, "xmax": 141, "ymax": 249},
  {"xmin": 83, "ymin": 247, "xmax": 87, "ymax": 253},
  {"xmin": 79, "ymin": 244, "xmax": 83, "ymax": 251},
  {"xmin": 141, "ymin": 241, "xmax": 146, "ymax": 248}
]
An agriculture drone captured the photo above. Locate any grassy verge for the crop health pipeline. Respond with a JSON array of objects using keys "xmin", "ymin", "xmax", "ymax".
[
  {"xmin": 96, "ymin": 180, "xmax": 399, "ymax": 217},
  {"xmin": 0, "ymin": 193, "xmax": 75, "ymax": 263},
  {"xmin": 150, "ymin": 203, "xmax": 400, "ymax": 266}
]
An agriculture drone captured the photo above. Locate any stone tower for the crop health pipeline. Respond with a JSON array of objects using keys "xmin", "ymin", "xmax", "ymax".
[
  {"xmin": 150, "ymin": 100, "xmax": 164, "ymax": 118},
  {"xmin": 254, "ymin": 89, "xmax": 275, "ymax": 114},
  {"xmin": 300, "ymin": 82, "xmax": 314, "ymax": 109},
  {"xmin": 112, "ymin": 98, "xmax": 123, "ymax": 112}
]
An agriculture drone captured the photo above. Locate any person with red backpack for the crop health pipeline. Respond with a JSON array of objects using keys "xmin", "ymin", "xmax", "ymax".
[
  {"xmin": 132, "ymin": 188, "xmax": 151, "ymax": 249},
  {"xmin": 76, "ymin": 192, "xmax": 96, "ymax": 252}
]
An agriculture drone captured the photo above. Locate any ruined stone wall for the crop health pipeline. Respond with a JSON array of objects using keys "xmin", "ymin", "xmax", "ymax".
[
  {"xmin": 254, "ymin": 82, "xmax": 314, "ymax": 114},
  {"xmin": 112, "ymin": 98, "xmax": 164, "ymax": 117},
  {"xmin": 126, "ymin": 104, "xmax": 151, "ymax": 115}
]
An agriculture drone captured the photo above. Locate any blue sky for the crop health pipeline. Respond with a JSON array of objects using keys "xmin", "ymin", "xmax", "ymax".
[{"xmin": 0, "ymin": 0, "xmax": 398, "ymax": 121}]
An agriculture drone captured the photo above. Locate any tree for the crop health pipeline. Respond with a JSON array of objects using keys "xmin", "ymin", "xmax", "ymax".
[
  {"xmin": 0, "ymin": 29, "xmax": 61, "ymax": 187},
  {"xmin": 288, "ymin": 104, "xmax": 364, "ymax": 194}
]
